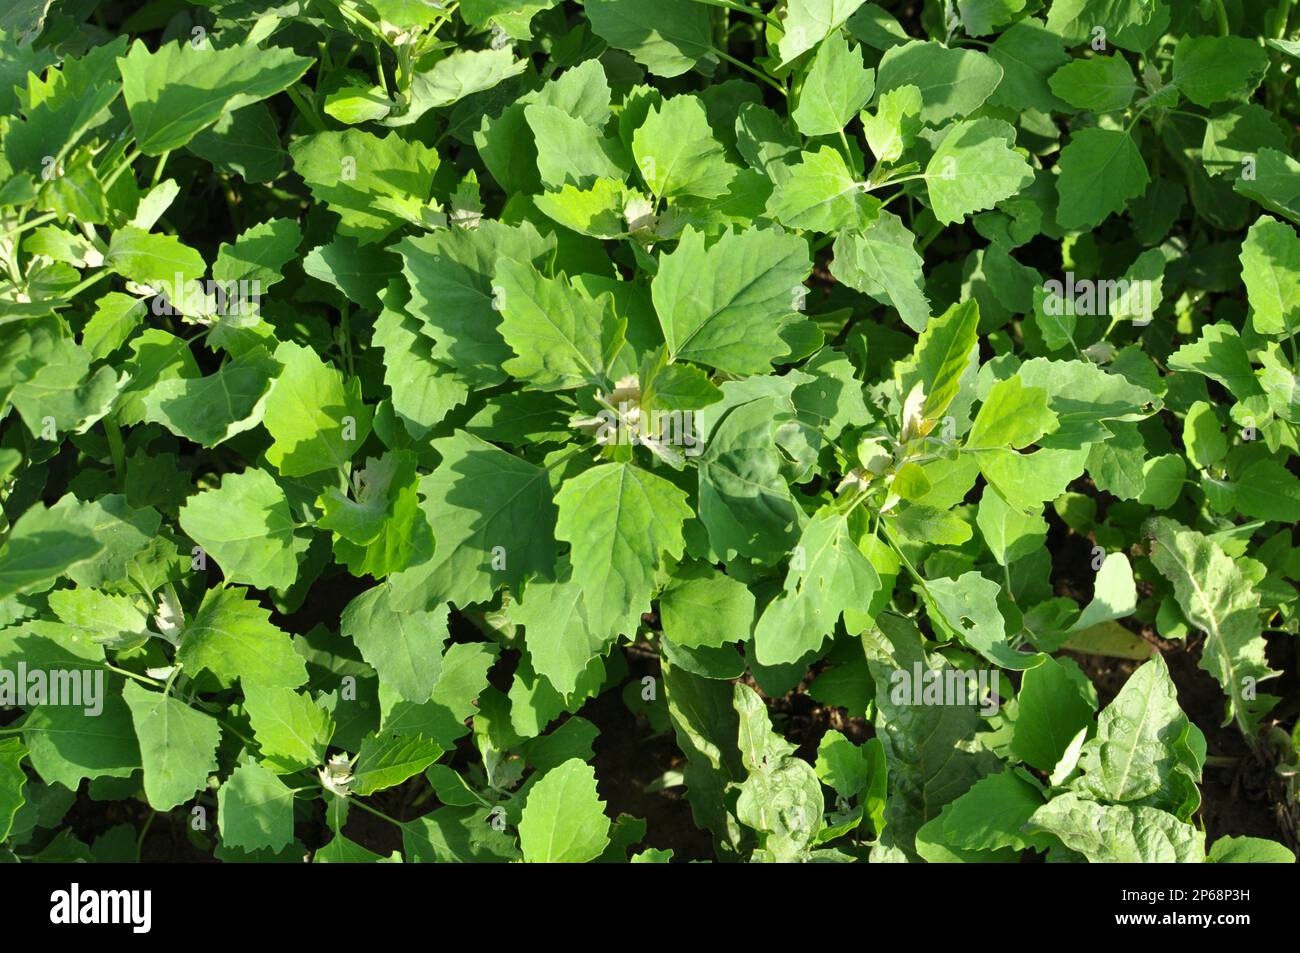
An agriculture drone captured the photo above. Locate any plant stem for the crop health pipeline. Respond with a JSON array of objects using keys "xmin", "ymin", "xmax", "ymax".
[
  {"xmin": 102, "ymin": 146, "xmax": 142, "ymax": 191},
  {"xmin": 712, "ymin": 47, "xmax": 788, "ymax": 96},
  {"xmin": 339, "ymin": 297, "xmax": 354, "ymax": 377},
  {"xmin": 695, "ymin": 0, "xmax": 780, "ymax": 28},
  {"xmin": 1, "ymin": 210, "xmax": 57, "ymax": 242},
  {"xmin": 62, "ymin": 268, "xmax": 110, "ymax": 300},
  {"xmin": 1211, "ymin": 0, "xmax": 1229, "ymax": 35},
  {"xmin": 1272, "ymin": 0, "xmax": 1295, "ymax": 36},
  {"xmin": 347, "ymin": 795, "xmax": 405, "ymax": 828},
  {"xmin": 838, "ymin": 128, "xmax": 854, "ymax": 166},
  {"xmin": 286, "ymin": 85, "xmax": 327, "ymax": 132},
  {"xmin": 104, "ymin": 663, "xmax": 163, "ymax": 687},
  {"xmin": 103, "ymin": 415, "xmax": 126, "ymax": 492},
  {"xmin": 135, "ymin": 811, "xmax": 156, "ymax": 861},
  {"xmin": 150, "ymin": 150, "xmax": 170, "ymax": 188}
]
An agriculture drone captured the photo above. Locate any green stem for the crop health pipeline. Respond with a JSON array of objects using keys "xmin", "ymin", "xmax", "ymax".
[
  {"xmin": 339, "ymin": 296, "xmax": 354, "ymax": 377},
  {"xmin": 347, "ymin": 795, "xmax": 405, "ymax": 828},
  {"xmin": 1, "ymin": 210, "xmax": 57, "ymax": 242},
  {"xmin": 102, "ymin": 146, "xmax": 142, "ymax": 191},
  {"xmin": 712, "ymin": 47, "xmax": 788, "ymax": 97},
  {"xmin": 1272, "ymin": 0, "xmax": 1295, "ymax": 36},
  {"xmin": 150, "ymin": 150, "xmax": 170, "ymax": 188},
  {"xmin": 135, "ymin": 811, "xmax": 156, "ymax": 861},
  {"xmin": 695, "ymin": 0, "xmax": 780, "ymax": 28},
  {"xmin": 103, "ymin": 416, "xmax": 126, "ymax": 492},
  {"xmin": 880, "ymin": 522, "xmax": 933, "ymax": 600},
  {"xmin": 838, "ymin": 128, "xmax": 854, "ymax": 166},
  {"xmin": 286, "ymin": 85, "xmax": 327, "ymax": 133},
  {"xmin": 1211, "ymin": 0, "xmax": 1229, "ymax": 35},
  {"xmin": 61, "ymin": 268, "xmax": 111, "ymax": 300},
  {"xmin": 104, "ymin": 663, "xmax": 163, "ymax": 687}
]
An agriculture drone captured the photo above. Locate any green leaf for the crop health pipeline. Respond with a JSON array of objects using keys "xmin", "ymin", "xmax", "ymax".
[
  {"xmin": 1239, "ymin": 215, "xmax": 1300, "ymax": 337},
  {"xmin": 753, "ymin": 506, "xmax": 880, "ymax": 665},
  {"xmin": 0, "ymin": 738, "xmax": 26, "ymax": 842},
  {"xmin": 302, "ymin": 236, "xmax": 398, "ymax": 312},
  {"xmin": 140, "ymin": 346, "xmax": 280, "ymax": 447},
  {"xmin": 924, "ymin": 571, "xmax": 1034, "ymax": 670},
  {"xmin": 289, "ymin": 129, "xmax": 438, "ymax": 244},
  {"xmin": 814, "ymin": 730, "xmax": 874, "ymax": 800},
  {"xmin": 1075, "ymin": 654, "xmax": 1201, "ymax": 808},
  {"xmin": 583, "ymin": 0, "xmax": 712, "ymax": 77},
  {"xmin": 653, "ymin": 226, "xmax": 809, "ymax": 373},
  {"xmin": 553, "ymin": 462, "xmax": 691, "ymax": 637},
  {"xmin": 387, "ymin": 430, "xmax": 557, "ymax": 610},
  {"xmin": 1167, "ymin": 322, "xmax": 1264, "ymax": 400},
  {"xmin": 791, "ymin": 31, "xmax": 875, "ymax": 137},
  {"xmin": 659, "ymin": 562, "xmax": 755, "ymax": 650},
  {"xmin": 1183, "ymin": 400, "xmax": 1226, "ymax": 469},
  {"xmin": 966, "ymin": 375, "xmax": 1057, "ymax": 450},
  {"xmin": 1207, "ymin": 836, "xmax": 1296, "ymax": 864},
  {"xmin": 397, "ymin": 220, "xmax": 554, "ymax": 387},
  {"xmin": 0, "ymin": 502, "xmax": 104, "ymax": 600},
  {"xmin": 213, "ymin": 218, "xmax": 301, "ymax": 290},
  {"xmin": 1070, "ymin": 552, "xmax": 1137, "ymax": 632},
  {"xmin": 350, "ymin": 732, "xmax": 442, "ymax": 795},
  {"xmin": 244, "ymin": 684, "xmax": 333, "ymax": 774},
  {"xmin": 118, "ymin": 38, "xmax": 312, "ymax": 155},
  {"xmin": 941, "ymin": 770, "xmax": 1046, "ymax": 852},
  {"xmin": 515, "ymin": 573, "xmax": 604, "ymax": 697},
  {"xmin": 925, "ymin": 118, "xmax": 1034, "ymax": 225},
  {"xmin": 1044, "ymin": 0, "xmax": 1157, "ymax": 42},
  {"xmin": 1028, "ymin": 793, "xmax": 1205, "ymax": 862},
  {"xmin": 177, "ymin": 586, "xmax": 307, "ymax": 690},
  {"xmin": 105, "ymin": 226, "xmax": 206, "ymax": 288},
  {"xmin": 976, "ymin": 485, "xmax": 1046, "ymax": 566},
  {"xmin": 1048, "ymin": 54, "xmax": 1136, "ymax": 112},
  {"xmin": 1231, "ymin": 459, "xmax": 1300, "ymax": 522},
  {"xmin": 122, "ymin": 680, "xmax": 221, "ymax": 812},
  {"xmin": 526, "ymin": 103, "xmax": 626, "ymax": 190},
  {"xmin": 987, "ymin": 19, "xmax": 1070, "ymax": 114},
  {"xmin": 1234, "ymin": 148, "xmax": 1300, "ymax": 225},
  {"xmin": 341, "ymin": 586, "xmax": 447, "ymax": 704},
  {"xmin": 396, "ymin": 48, "xmax": 527, "ymax": 125},
  {"xmin": 1056, "ymin": 128, "xmax": 1149, "ymax": 230},
  {"xmin": 371, "ymin": 282, "xmax": 470, "ymax": 439},
  {"xmin": 496, "ymin": 257, "xmax": 626, "ymax": 390},
  {"xmin": 1146, "ymin": 517, "xmax": 1276, "ymax": 738},
  {"xmin": 518, "ymin": 757, "xmax": 611, "ymax": 862},
  {"xmin": 632, "ymin": 94, "xmax": 736, "ymax": 201},
  {"xmin": 875, "ymin": 40, "xmax": 1003, "ymax": 125},
  {"xmin": 861, "ymin": 84, "xmax": 923, "ymax": 163},
  {"xmin": 262, "ymin": 341, "xmax": 372, "ymax": 477},
  {"xmin": 765, "ymin": 146, "xmax": 879, "ymax": 233},
  {"xmin": 777, "ymin": 0, "xmax": 868, "ymax": 65},
  {"xmin": 23, "ymin": 694, "xmax": 141, "ymax": 790},
  {"xmin": 862, "ymin": 617, "xmax": 998, "ymax": 861},
  {"xmin": 1011, "ymin": 656, "xmax": 1096, "ymax": 772},
  {"xmin": 218, "ymin": 760, "xmax": 295, "ymax": 853},
  {"xmin": 1172, "ymin": 36, "xmax": 1269, "ymax": 108},
  {"xmin": 179, "ymin": 467, "xmax": 306, "ymax": 591},
  {"xmin": 698, "ymin": 395, "xmax": 805, "ymax": 563},
  {"xmin": 733, "ymin": 683, "xmax": 824, "ymax": 861},
  {"xmin": 831, "ymin": 211, "xmax": 930, "ymax": 331}
]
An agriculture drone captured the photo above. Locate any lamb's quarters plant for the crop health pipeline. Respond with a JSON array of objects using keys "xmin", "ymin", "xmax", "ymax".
[{"xmin": 0, "ymin": 0, "xmax": 1298, "ymax": 864}]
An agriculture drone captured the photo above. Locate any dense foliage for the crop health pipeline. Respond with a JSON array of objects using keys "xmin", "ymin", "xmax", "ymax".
[{"xmin": 1, "ymin": 0, "xmax": 1298, "ymax": 863}]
